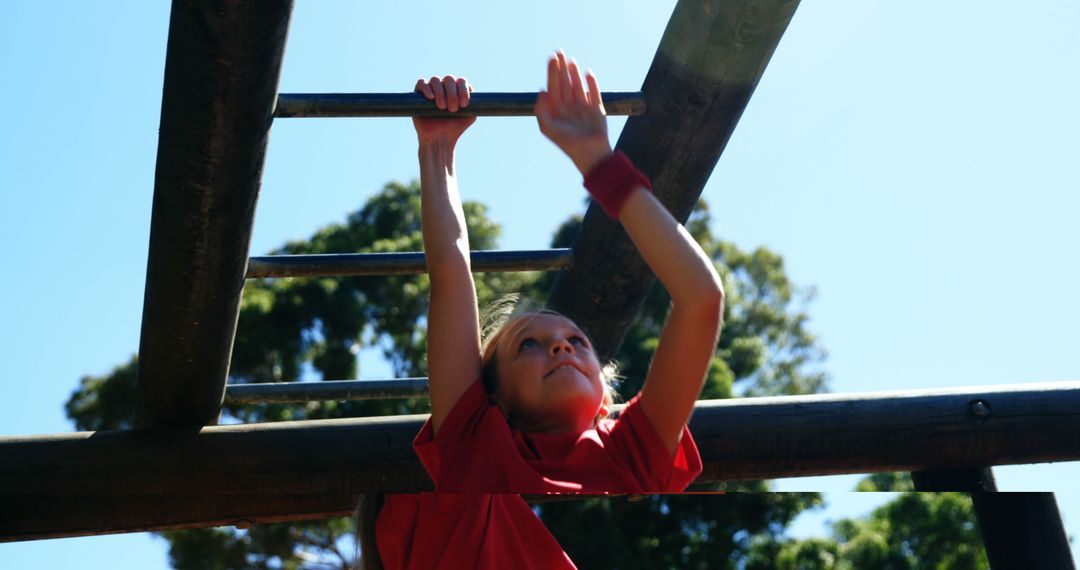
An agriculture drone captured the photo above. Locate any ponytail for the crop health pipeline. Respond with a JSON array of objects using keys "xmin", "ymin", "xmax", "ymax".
[{"xmin": 353, "ymin": 493, "xmax": 385, "ymax": 570}]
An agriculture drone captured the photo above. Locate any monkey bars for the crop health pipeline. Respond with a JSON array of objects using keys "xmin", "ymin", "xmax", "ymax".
[
  {"xmin": 274, "ymin": 92, "xmax": 645, "ymax": 118},
  {"xmin": 7, "ymin": 0, "xmax": 1074, "ymax": 566},
  {"xmin": 246, "ymin": 249, "xmax": 573, "ymax": 279}
]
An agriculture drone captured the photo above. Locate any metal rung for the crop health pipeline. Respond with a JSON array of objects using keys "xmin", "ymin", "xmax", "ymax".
[
  {"xmin": 274, "ymin": 91, "xmax": 645, "ymax": 118},
  {"xmin": 247, "ymin": 248, "xmax": 573, "ymax": 279},
  {"xmin": 224, "ymin": 379, "xmax": 429, "ymax": 405}
]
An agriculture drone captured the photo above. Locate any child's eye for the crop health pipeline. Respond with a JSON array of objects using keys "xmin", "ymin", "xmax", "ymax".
[
  {"xmin": 569, "ymin": 336, "xmax": 587, "ymax": 347},
  {"xmin": 518, "ymin": 338, "xmax": 538, "ymax": 351}
]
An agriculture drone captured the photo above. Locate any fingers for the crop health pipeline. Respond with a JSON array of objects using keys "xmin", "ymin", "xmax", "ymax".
[
  {"xmin": 567, "ymin": 59, "xmax": 587, "ymax": 104},
  {"xmin": 585, "ymin": 71, "xmax": 605, "ymax": 112},
  {"xmin": 534, "ymin": 90, "xmax": 552, "ymax": 131},
  {"xmin": 456, "ymin": 77, "xmax": 471, "ymax": 109},
  {"xmin": 546, "ymin": 55, "xmax": 561, "ymax": 101},
  {"xmin": 415, "ymin": 79, "xmax": 435, "ymax": 101},
  {"xmin": 556, "ymin": 51, "xmax": 573, "ymax": 103},
  {"xmin": 547, "ymin": 51, "xmax": 594, "ymax": 106},
  {"xmin": 417, "ymin": 76, "xmax": 471, "ymax": 112},
  {"xmin": 443, "ymin": 75, "xmax": 460, "ymax": 112},
  {"xmin": 428, "ymin": 76, "xmax": 447, "ymax": 110},
  {"xmin": 545, "ymin": 51, "xmax": 573, "ymax": 104}
]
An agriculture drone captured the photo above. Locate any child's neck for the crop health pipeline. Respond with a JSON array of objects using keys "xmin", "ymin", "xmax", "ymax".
[{"xmin": 509, "ymin": 412, "xmax": 594, "ymax": 435}]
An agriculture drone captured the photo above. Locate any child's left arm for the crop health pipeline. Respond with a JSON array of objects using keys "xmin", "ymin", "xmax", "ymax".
[
  {"xmin": 619, "ymin": 188, "xmax": 725, "ymax": 456},
  {"xmin": 535, "ymin": 52, "xmax": 724, "ymax": 455}
]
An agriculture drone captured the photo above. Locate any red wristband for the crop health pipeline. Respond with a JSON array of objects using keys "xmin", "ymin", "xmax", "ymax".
[{"xmin": 583, "ymin": 151, "xmax": 652, "ymax": 219}]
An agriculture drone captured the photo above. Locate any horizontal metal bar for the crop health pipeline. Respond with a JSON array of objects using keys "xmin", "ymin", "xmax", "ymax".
[
  {"xmin": 225, "ymin": 379, "xmax": 429, "ymax": 405},
  {"xmin": 273, "ymin": 91, "xmax": 645, "ymax": 118},
  {"xmin": 246, "ymin": 248, "xmax": 573, "ymax": 279},
  {"xmin": 5, "ymin": 382, "xmax": 1080, "ymax": 540}
]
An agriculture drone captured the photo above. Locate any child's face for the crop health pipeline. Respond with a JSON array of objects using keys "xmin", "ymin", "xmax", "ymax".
[{"xmin": 493, "ymin": 313, "xmax": 605, "ymax": 433}]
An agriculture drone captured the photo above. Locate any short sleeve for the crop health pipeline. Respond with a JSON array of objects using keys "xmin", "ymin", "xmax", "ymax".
[
  {"xmin": 413, "ymin": 379, "xmax": 535, "ymax": 492},
  {"xmin": 600, "ymin": 394, "xmax": 702, "ymax": 491},
  {"xmin": 413, "ymin": 379, "xmax": 492, "ymax": 483}
]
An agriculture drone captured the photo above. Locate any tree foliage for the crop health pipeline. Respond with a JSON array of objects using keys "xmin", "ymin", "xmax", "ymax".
[
  {"xmin": 540, "ymin": 494, "xmax": 823, "ymax": 570},
  {"xmin": 68, "ymin": 180, "xmax": 838, "ymax": 568},
  {"xmin": 67, "ymin": 355, "xmax": 138, "ymax": 431},
  {"xmin": 745, "ymin": 473, "xmax": 988, "ymax": 570}
]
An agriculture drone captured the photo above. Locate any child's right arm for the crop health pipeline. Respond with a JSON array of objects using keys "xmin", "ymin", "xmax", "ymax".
[{"xmin": 413, "ymin": 76, "xmax": 483, "ymax": 435}]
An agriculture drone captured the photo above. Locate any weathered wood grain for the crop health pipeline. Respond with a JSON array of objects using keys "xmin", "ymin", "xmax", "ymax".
[
  {"xmin": 4, "ymin": 382, "xmax": 1078, "ymax": 541},
  {"xmin": 134, "ymin": 0, "xmax": 293, "ymax": 429}
]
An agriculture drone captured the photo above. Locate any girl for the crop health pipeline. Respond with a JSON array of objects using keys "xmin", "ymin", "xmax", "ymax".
[{"xmin": 369, "ymin": 52, "xmax": 724, "ymax": 569}]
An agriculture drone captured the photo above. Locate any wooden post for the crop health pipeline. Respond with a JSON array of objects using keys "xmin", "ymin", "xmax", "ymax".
[
  {"xmin": 913, "ymin": 469, "xmax": 1076, "ymax": 569},
  {"xmin": 972, "ymin": 493, "xmax": 1075, "ymax": 569},
  {"xmin": 134, "ymin": 0, "xmax": 293, "ymax": 429}
]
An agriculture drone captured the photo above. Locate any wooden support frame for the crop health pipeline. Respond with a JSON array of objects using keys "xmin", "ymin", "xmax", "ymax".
[
  {"xmin": 134, "ymin": 0, "xmax": 294, "ymax": 429},
  {"xmin": 4, "ymin": 381, "xmax": 1078, "ymax": 541},
  {"xmin": 20, "ymin": 0, "xmax": 1069, "ymax": 563}
]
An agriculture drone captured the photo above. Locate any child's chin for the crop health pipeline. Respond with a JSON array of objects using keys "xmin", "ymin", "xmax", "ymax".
[
  {"xmin": 546, "ymin": 377, "xmax": 599, "ymax": 400},
  {"xmin": 545, "ymin": 367, "xmax": 598, "ymax": 389},
  {"xmin": 545, "ymin": 387, "xmax": 603, "ymax": 417}
]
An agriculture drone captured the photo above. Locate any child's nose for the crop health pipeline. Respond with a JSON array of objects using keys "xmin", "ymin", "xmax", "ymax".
[{"xmin": 549, "ymin": 338, "xmax": 574, "ymax": 355}]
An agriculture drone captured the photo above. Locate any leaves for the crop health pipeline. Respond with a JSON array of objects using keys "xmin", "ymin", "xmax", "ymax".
[
  {"xmin": 541, "ymin": 493, "xmax": 824, "ymax": 570},
  {"xmin": 745, "ymin": 474, "xmax": 988, "ymax": 570},
  {"xmin": 66, "ymin": 355, "xmax": 138, "ymax": 431}
]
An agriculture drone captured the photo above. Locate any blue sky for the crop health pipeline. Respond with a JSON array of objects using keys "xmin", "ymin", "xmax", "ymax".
[{"xmin": 2, "ymin": 0, "xmax": 1078, "ymax": 566}]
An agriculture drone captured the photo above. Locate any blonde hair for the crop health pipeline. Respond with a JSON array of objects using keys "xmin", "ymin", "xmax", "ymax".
[{"xmin": 479, "ymin": 295, "xmax": 619, "ymax": 419}]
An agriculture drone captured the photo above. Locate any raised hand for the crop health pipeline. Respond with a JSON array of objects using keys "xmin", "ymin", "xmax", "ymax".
[
  {"xmin": 534, "ymin": 52, "xmax": 613, "ymax": 176},
  {"xmin": 414, "ymin": 75, "xmax": 476, "ymax": 145}
]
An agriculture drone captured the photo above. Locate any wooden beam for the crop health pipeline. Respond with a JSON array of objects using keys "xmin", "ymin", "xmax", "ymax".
[
  {"xmin": 134, "ymin": 0, "xmax": 293, "ymax": 429},
  {"xmin": 3, "ymin": 382, "xmax": 1078, "ymax": 541},
  {"xmin": 547, "ymin": 0, "xmax": 800, "ymax": 359}
]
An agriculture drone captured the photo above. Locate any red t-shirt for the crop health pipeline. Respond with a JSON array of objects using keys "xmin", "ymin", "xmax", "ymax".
[
  {"xmin": 375, "ymin": 379, "xmax": 702, "ymax": 568},
  {"xmin": 416, "ymin": 379, "xmax": 701, "ymax": 493},
  {"xmin": 376, "ymin": 494, "xmax": 575, "ymax": 570}
]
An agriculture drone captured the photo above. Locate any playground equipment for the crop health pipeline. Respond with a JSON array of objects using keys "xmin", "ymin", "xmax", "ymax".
[{"xmin": 1, "ymin": 1, "xmax": 1076, "ymax": 567}]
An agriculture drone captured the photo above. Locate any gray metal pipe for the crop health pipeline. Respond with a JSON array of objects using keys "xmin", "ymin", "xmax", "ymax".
[
  {"xmin": 224, "ymin": 379, "xmax": 429, "ymax": 405},
  {"xmin": 274, "ymin": 91, "xmax": 645, "ymax": 118},
  {"xmin": 246, "ymin": 248, "xmax": 573, "ymax": 279}
]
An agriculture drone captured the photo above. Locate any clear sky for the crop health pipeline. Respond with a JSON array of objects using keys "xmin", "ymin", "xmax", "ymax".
[{"xmin": 2, "ymin": 0, "xmax": 1078, "ymax": 566}]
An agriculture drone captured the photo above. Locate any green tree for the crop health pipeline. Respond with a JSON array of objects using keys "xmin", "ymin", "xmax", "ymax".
[
  {"xmin": 540, "ymin": 494, "xmax": 824, "ymax": 570},
  {"xmin": 67, "ymin": 181, "xmax": 828, "ymax": 569},
  {"xmin": 744, "ymin": 473, "xmax": 989, "ymax": 570}
]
